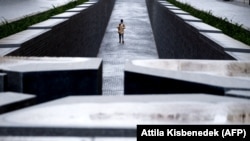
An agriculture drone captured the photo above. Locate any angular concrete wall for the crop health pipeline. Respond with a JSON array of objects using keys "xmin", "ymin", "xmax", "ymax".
[
  {"xmin": 146, "ymin": 0, "xmax": 250, "ymax": 60},
  {"xmin": 124, "ymin": 59, "xmax": 250, "ymax": 95},
  {"xmin": 0, "ymin": 92, "xmax": 36, "ymax": 114},
  {"xmin": 0, "ymin": 0, "xmax": 115, "ymax": 57},
  {"xmin": 0, "ymin": 57, "xmax": 103, "ymax": 103},
  {"xmin": 0, "ymin": 73, "xmax": 6, "ymax": 92}
]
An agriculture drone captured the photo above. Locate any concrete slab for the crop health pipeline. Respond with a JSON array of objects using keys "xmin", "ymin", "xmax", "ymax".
[
  {"xmin": 0, "ymin": 29, "xmax": 50, "ymax": 48},
  {"xmin": 0, "ymin": 92, "xmax": 36, "ymax": 114},
  {"xmin": 85, "ymin": 1, "xmax": 98, "ymax": 4},
  {"xmin": 186, "ymin": 21, "xmax": 222, "ymax": 33},
  {"xmin": 165, "ymin": 5, "xmax": 181, "ymax": 10},
  {"xmin": 0, "ymin": 94, "xmax": 249, "ymax": 136},
  {"xmin": 125, "ymin": 59, "xmax": 250, "ymax": 95},
  {"xmin": 0, "ymin": 57, "xmax": 102, "ymax": 103},
  {"xmin": 66, "ymin": 7, "xmax": 87, "ymax": 12},
  {"xmin": 0, "ymin": 73, "xmax": 6, "ymax": 92},
  {"xmin": 159, "ymin": 1, "xmax": 173, "ymax": 6},
  {"xmin": 169, "ymin": 9, "xmax": 189, "ymax": 15},
  {"xmin": 77, "ymin": 3, "xmax": 96, "ymax": 8},
  {"xmin": 175, "ymin": 14, "xmax": 202, "ymax": 22},
  {"xmin": 226, "ymin": 51, "xmax": 250, "ymax": 60},
  {"xmin": 201, "ymin": 32, "xmax": 250, "ymax": 53},
  {"xmin": 0, "ymin": 48, "xmax": 18, "ymax": 57},
  {"xmin": 226, "ymin": 90, "xmax": 250, "ymax": 99},
  {"xmin": 29, "ymin": 19, "xmax": 68, "ymax": 29},
  {"xmin": 51, "ymin": 12, "xmax": 80, "ymax": 19}
]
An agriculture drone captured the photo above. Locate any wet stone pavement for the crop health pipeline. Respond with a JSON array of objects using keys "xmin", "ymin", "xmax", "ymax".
[{"xmin": 97, "ymin": 0, "xmax": 158, "ymax": 95}]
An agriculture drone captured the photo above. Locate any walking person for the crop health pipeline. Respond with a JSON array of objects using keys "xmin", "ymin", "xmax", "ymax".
[{"xmin": 117, "ymin": 19, "xmax": 125, "ymax": 43}]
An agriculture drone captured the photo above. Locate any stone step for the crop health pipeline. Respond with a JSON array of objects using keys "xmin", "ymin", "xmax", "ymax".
[
  {"xmin": 0, "ymin": 57, "xmax": 102, "ymax": 103},
  {"xmin": 0, "ymin": 92, "xmax": 36, "ymax": 114},
  {"xmin": 0, "ymin": 94, "xmax": 249, "ymax": 136}
]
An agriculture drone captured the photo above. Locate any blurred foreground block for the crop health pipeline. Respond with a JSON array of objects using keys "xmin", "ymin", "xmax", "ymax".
[{"xmin": 0, "ymin": 57, "xmax": 102, "ymax": 103}]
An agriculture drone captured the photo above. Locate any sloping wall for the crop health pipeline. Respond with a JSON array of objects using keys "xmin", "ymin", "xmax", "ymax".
[
  {"xmin": 0, "ymin": 0, "xmax": 115, "ymax": 57},
  {"xmin": 146, "ymin": 0, "xmax": 247, "ymax": 60}
]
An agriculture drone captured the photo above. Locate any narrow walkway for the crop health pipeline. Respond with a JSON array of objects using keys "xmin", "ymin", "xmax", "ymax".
[{"xmin": 97, "ymin": 0, "xmax": 158, "ymax": 96}]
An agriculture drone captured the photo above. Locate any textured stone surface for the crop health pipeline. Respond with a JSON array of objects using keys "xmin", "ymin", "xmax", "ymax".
[
  {"xmin": 97, "ymin": 0, "xmax": 158, "ymax": 95},
  {"xmin": 0, "ymin": 0, "xmax": 115, "ymax": 57},
  {"xmin": 200, "ymin": 32, "xmax": 250, "ymax": 53},
  {"xmin": 51, "ymin": 12, "xmax": 80, "ymax": 19},
  {"xmin": 125, "ymin": 59, "xmax": 250, "ymax": 94},
  {"xmin": 226, "ymin": 51, "xmax": 250, "ymax": 61},
  {"xmin": 186, "ymin": 21, "xmax": 222, "ymax": 33},
  {"xmin": 29, "ymin": 19, "xmax": 68, "ymax": 29},
  {"xmin": 0, "ymin": 92, "xmax": 36, "ymax": 114},
  {"xmin": 0, "ymin": 29, "xmax": 49, "ymax": 48},
  {"xmin": 77, "ymin": 3, "xmax": 96, "ymax": 7},
  {"xmin": 226, "ymin": 90, "xmax": 250, "ymax": 99},
  {"xmin": 165, "ymin": 5, "xmax": 181, "ymax": 10},
  {"xmin": 169, "ymin": 9, "xmax": 189, "ymax": 15},
  {"xmin": 0, "ymin": 57, "xmax": 102, "ymax": 103},
  {"xmin": 0, "ymin": 94, "xmax": 249, "ymax": 136},
  {"xmin": 176, "ymin": 14, "xmax": 202, "ymax": 22},
  {"xmin": 0, "ymin": 48, "xmax": 17, "ymax": 57},
  {"xmin": 66, "ymin": 7, "xmax": 87, "ymax": 12},
  {"xmin": 146, "ymin": 0, "xmax": 236, "ymax": 59},
  {"xmin": 0, "ymin": 73, "xmax": 6, "ymax": 92}
]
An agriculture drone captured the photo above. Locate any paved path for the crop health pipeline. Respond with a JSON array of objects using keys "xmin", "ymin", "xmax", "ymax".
[
  {"xmin": 0, "ymin": 0, "xmax": 74, "ymax": 23},
  {"xmin": 177, "ymin": 0, "xmax": 250, "ymax": 30},
  {"xmin": 97, "ymin": 0, "xmax": 158, "ymax": 96}
]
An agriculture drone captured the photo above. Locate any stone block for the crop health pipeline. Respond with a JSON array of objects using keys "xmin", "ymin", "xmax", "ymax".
[
  {"xmin": 159, "ymin": 1, "xmax": 173, "ymax": 6},
  {"xmin": 0, "ymin": 0, "xmax": 115, "ymax": 57},
  {"xmin": 124, "ymin": 59, "xmax": 250, "ymax": 95},
  {"xmin": 0, "ymin": 29, "xmax": 50, "ymax": 48},
  {"xmin": 0, "ymin": 57, "xmax": 102, "ymax": 103},
  {"xmin": 0, "ymin": 94, "xmax": 249, "ymax": 136},
  {"xmin": 175, "ymin": 14, "xmax": 202, "ymax": 22},
  {"xmin": 51, "ymin": 12, "xmax": 80, "ymax": 19},
  {"xmin": 186, "ymin": 21, "xmax": 222, "ymax": 33},
  {"xmin": 66, "ymin": 7, "xmax": 87, "ymax": 12},
  {"xmin": 165, "ymin": 5, "xmax": 181, "ymax": 10},
  {"xmin": 200, "ymin": 32, "xmax": 250, "ymax": 53},
  {"xmin": 226, "ymin": 51, "xmax": 250, "ymax": 61},
  {"xmin": 226, "ymin": 90, "xmax": 250, "ymax": 99},
  {"xmin": 77, "ymin": 2, "xmax": 96, "ymax": 8},
  {"xmin": 169, "ymin": 9, "xmax": 189, "ymax": 15},
  {"xmin": 0, "ymin": 29, "xmax": 50, "ymax": 56},
  {"xmin": 146, "ymin": 0, "xmax": 235, "ymax": 59},
  {"xmin": 29, "ymin": 19, "xmax": 68, "ymax": 29},
  {"xmin": 0, "ymin": 92, "xmax": 36, "ymax": 114},
  {"xmin": 0, "ymin": 73, "xmax": 6, "ymax": 92},
  {"xmin": 85, "ymin": 1, "xmax": 98, "ymax": 4},
  {"xmin": 0, "ymin": 48, "xmax": 18, "ymax": 57}
]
